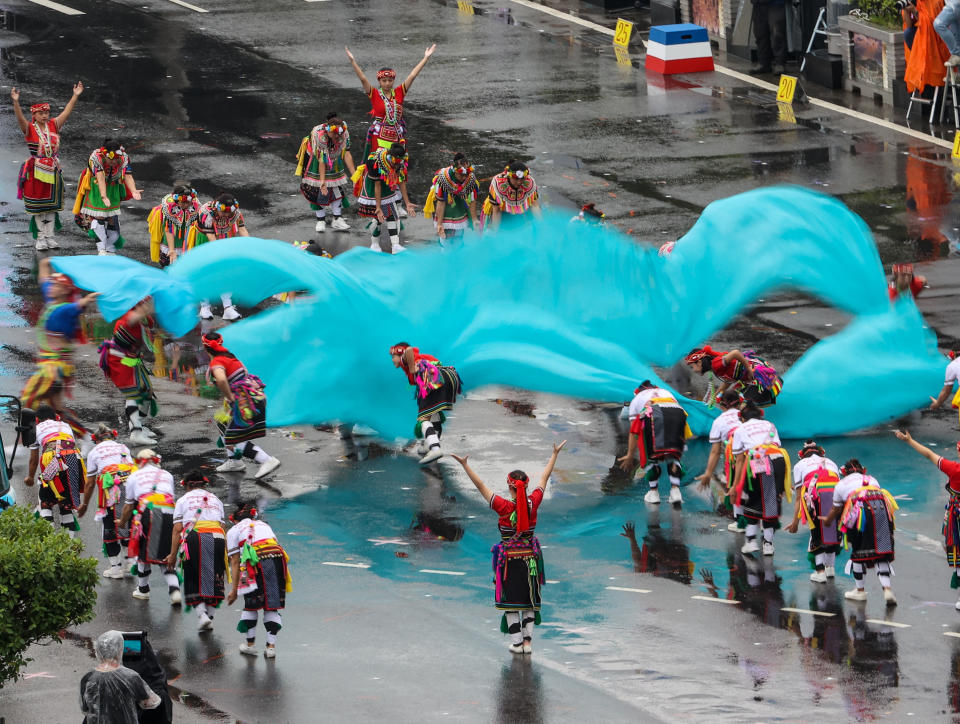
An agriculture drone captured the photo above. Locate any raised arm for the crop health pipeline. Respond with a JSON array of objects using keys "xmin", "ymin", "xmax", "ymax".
[
  {"xmin": 402, "ymin": 44, "xmax": 437, "ymax": 91},
  {"xmin": 451, "ymin": 454, "xmax": 494, "ymax": 503},
  {"xmin": 55, "ymin": 81, "xmax": 83, "ymax": 128},
  {"xmin": 10, "ymin": 87, "xmax": 28, "ymax": 134},
  {"xmin": 345, "ymin": 46, "xmax": 373, "ymax": 95},
  {"xmin": 894, "ymin": 429, "xmax": 941, "ymax": 464},
  {"xmin": 537, "ymin": 440, "xmax": 566, "ymax": 492}
]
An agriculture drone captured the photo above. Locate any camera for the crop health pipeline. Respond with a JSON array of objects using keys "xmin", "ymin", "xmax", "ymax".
[{"xmin": 895, "ymin": 0, "xmax": 914, "ymax": 9}]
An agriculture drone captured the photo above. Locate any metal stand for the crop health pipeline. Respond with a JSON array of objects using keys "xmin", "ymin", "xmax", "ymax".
[
  {"xmin": 938, "ymin": 67, "xmax": 960, "ymax": 127},
  {"xmin": 799, "ymin": 8, "xmax": 829, "ymax": 72}
]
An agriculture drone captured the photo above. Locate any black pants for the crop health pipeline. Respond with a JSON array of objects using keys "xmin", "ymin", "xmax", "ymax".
[{"xmin": 754, "ymin": 2, "xmax": 786, "ymax": 66}]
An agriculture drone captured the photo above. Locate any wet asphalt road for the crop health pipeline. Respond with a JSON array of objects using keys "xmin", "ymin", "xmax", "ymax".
[{"xmin": 3, "ymin": 0, "xmax": 960, "ymax": 721}]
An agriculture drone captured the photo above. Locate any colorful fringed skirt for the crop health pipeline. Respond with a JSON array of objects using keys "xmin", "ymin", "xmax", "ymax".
[
  {"xmin": 79, "ymin": 178, "xmax": 124, "ymax": 219},
  {"xmin": 415, "ymin": 366, "xmax": 462, "ymax": 423},
  {"xmin": 182, "ymin": 525, "xmax": 227, "ymax": 608},
  {"xmin": 136, "ymin": 507, "xmax": 175, "ymax": 565},
  {"xmin": 18, "ymin": 157, "xmax": 64, "ymax": 214},
  {"xmin": 742, "ymin": 455, "xmax": 786, "ymax": 524},
  {"xmin": 846, "ymin": 495, "xmax": 895, "ymax": 566},
  {"xmin": 98, "ymin": 343, "xmax": 155, "ymax": 406},
  {"xmin": 944, "ymin": 493, "xmax": 960, "ymax": 569},
  {"xmin": 38, "ymin": 448, "xmax": 85, "ymax": 511},
  {"xmin": 356, "ymin": 176, "xmax": 402, "ymax": 218},
  {"xmin": 21, "ymin": 356, "xmax": 73, "ymax": 408},
  {"xmin": 217, "ymin": 395, "xmax": 266, "ymax": 447},
  {"xmin": 492, "ymin": 535, "xmax": 545, "ymax": 611},
  {"xmin": 243, "ymin": 546, "xmax": 288, "ymax": 611},
  {"xmin": 638, "ymin": 406, "xmax": 686, "ymax": 465}
]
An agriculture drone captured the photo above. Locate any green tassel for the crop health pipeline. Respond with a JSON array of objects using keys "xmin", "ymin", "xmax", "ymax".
[
  {"xmin": 113, "ymin": 233, "xmax": 126, "ymax": 250},
  {"xmin": 807, "ymin": 550, "xmax": 818, "ymax": 571},
  {"xmin": 237, "ymin": 618, "xmax": 254, "ymax": 633},
  {"xmin": 534, "ymin": 611, "xmax": 541, "ymax": 626},
  {"xmin": 149, "ymin": 399, "xmax": 158, "ymax": 417},
  {"xmin": 499, "ymin": 613, "xmax": 508, "ymax": 634},
  {"xmin": 29, "ymin": 216, "xmax": 39, "ymax": 239},
  {"xmin": 87, "ymin": 228, "xmax": 98, "ymax": 242},
  {"xmin": 129, "ymin": 562, "xmax": 138, "ymax": 576},
  {"xmin": 952, "ymin": 571, "xmax": 959, "ymax": 590},
  {"xmin": 54, "ymin": 213, "xmax": 62, "ymax": 231},
  {"xmin": 102, "ymin": 542, "xmax": 108, "ymax": 558},
  {"xmin": 737, "ymin": 514, "xmax": 747, "ymax": 528}
]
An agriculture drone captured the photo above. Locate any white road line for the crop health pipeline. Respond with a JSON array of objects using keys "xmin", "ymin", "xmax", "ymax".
[
  {"xmin": 545, "ymin": 579, "xmax": 561, "ymax": 584},
  {"xmin": 606, "ymin": 586, "xmax": 651, "ymax": 593},
  {"xmin": 866, "ymin": 619, "xmax": 911, "ymax": 628},
  {"xmin": 164, "ymin": 0, "xmax": 208, "ymax": 12},
  {"xmin": 322, "ymin": 561, "xmax": 370, "ymax": 569},
  {"xmin": 25, "ymin": 0, "xmax": 84, "ymax": 15},
  {"xmin": 691, "ymin": 595, "xmax": 740, "ymax": 604},
  {"xmin": 509, "ymin": 0, "xmax": 951, "ymax": 149},
  {"xmin": 781, "ymin": 607, "xmax": 836, "ymax": 618},
  {"xmin": 945, "ymin": 632, "xmax": 960, "ymax": 638},
  {"xmin": 419, "ymin": 569, "xmax": 467, "ymax": 576}
]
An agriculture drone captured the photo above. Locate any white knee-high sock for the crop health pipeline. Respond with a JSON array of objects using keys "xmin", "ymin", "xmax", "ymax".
[{"xmin": 504, "ymin": 611, "xmax": 522, "ymax": 645}]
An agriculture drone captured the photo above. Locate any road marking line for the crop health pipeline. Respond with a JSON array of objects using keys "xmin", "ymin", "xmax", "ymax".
[
  {"xmin": 546, "ymin": 579, "xmax": 561, "ymax": 584},
  {"xmin": 781, "ymin": 607, "xmax": 835, "ymax": 617},
  {"xmin": 509, "ymin": 0, "xmax": 950, "ymax": 149},
  {"xmin": 25, "ymin": 0, "xmax": 84, "ymax": 15},
  {"xmin": 606, "ymin": 586, "xmax": 651, "ymax": 593},
  {"xmin": 322, "ymin": 561, "xmax": 370, "ymax": 569},
  {"xmin": 163, "ymin": 0, "xmax": 208, "ymax": 11},
  {"xmin": 944, "ymin": 632, "xmax": 960, "ymax": 638},
  {"xmin": 866, "ymin": 619, "xmax": 911, "ymax": 628},
  {"xmin": 691, "ymin": 595, "xmax": 740, "ymax": 604},
  {"xmin": 419, "ymin": 569, "xmax": 466, "ymax": 576},
  {"xmin": 305, "ymin": 0, "xmax": 333, "ymax": 2}
]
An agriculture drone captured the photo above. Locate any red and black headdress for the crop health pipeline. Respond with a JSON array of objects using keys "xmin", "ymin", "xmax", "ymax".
[{"xmin": 507, "ymin": 471, "xmax": 530, "ymax": 533}]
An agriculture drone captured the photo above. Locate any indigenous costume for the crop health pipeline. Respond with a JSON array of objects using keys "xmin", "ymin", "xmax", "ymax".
[
  {"xmin": 833, "ymin": 469, "xmax": 897, "ymax": 600},
  {"xmin": 21, "ymin": 276, "xmax": 86, "ymax": 435},
  {"xmin": 204, "ymin": 334, "xmax": 279, "ymax": 478},
  {"xmin": 626, "ymin": 384, "xmax": 690, "ymax": 503},
  {"xmin": 125, "ymin": 462, "xmax": 181, "ymax": 601},
  {"xmin": 363, "ymin": 71, "xmax": 406, "ymax": 157},
  {"xmin": 944, "ymin": 354, "xmax": 960, "ymax": 426},
  {"xmin": 227, "ymin": 515, "xmax": 291, "ymax": 652},
  {"xmin": 354, "ymin": 147, "xmax": 408, "ymax": 253},
  {"xmin": 393, "ymin": 344, "xmax": 463, "ymax": 464},
  {"xmin": 173, "ymin": 486, "xmax": 227, "ymax": 619},
  {"xmin": 685, "ymin": 346, "xmax": 783, "ymax": 407},
  {"xmin": 481, "ymin": 171, "xmax": 538, "ymax": 230},
  {"xmin": 97, "ymin": 309, "xmax": 157, "ymax": 443},
  {"xmin": 28, "ymin": 416, "xmax": 85, "ymax": 535},
  {"xmin": 937, "ymin": 449, "xmax": 960, "ymax": 595},
  {"xmin": 17, "ymin": 105, "xmax": 64, "ymax": 246},
  {"xmin": 489, "ymin": 474, "xmax": 546, "ymax": 651},
  {"xmin": 73, "ymin": 147, "xmax": 132, "ymax": 253},
  {"xmin": 296, "ymin": 121, "xmax": 352, "ymax": 230},
  {"xmin": 732, "ymin": 417, "xmax": 791, "ymax": 554},
  {"xmin": 189, "ymin": 200, "xmax": 245, "ymax": 317},
  {"xmin": 707, "ymin": 406, "xmax": 743, "ymax": 524},
  {"xmin": 85, "ymin": 436, "xmax": 135, "ymax": 574},
  {"xmin": 423, "ymin": 165, "xmax": 480, "ymax": 238},
  {"xmin": 792, "ymin": 447, "xmax": 841, "ymax": 579},
  {"xmin": 147, "ymin": 191, "xmax": 200, "ymax": 267}
]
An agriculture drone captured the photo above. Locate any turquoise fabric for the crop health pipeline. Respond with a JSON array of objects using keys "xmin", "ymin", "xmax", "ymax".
[{"xmin": 51, "ymin": 186, "xmax": 946, "ymax": 439}]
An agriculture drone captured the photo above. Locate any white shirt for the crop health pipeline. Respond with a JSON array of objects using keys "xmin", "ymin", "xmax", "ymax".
[
  {"xmin": 627, "ymin": 387, "xmax": 681, "ymax": 420},
  {"xmin": 124, "ymin": 464, "xmax": 175, "ymax": 503},
  {"xmin": 731, "ymin": 419, "xmax": 781, "ymax": 455},
  {"xmin": 792, "ymin": 454, "xmax": 840, "ymax": 490},
  {"xmin": 226, "ymin": 518, "xmax": 276, "ymax": 556},
  {"xmin": 946, "ymin": 357, "xmax": 960, "ymax": 386},
  {"xmin": 86, "ymin": 440, "xmax": 133, "ymax": 476},
  {"xmin": 708, "ymin": 408, "xmax": 741, "ymax": 444},
  {"xmin": 832, "ymin": 472, "xmax": 878, "ymax": 507},
  {"xmin": 173, "ymin": 488, "xmax": 225, "ymax": 525},
  {"xmin": 31, "ymin": 419, "xmax": 74, "ymax": 449}
]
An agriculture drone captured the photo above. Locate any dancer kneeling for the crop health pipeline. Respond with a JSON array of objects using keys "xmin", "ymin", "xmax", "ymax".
[
  {"xmin": 785, "ymin": 440, "xmax": 841, "ymax": 583},
  {"xmin": 390, "ymin": 342, "xmax": 463, "ymax": 465},
  {"xmin": 203, "ymin": 333, "xmax": 280, "ymax": 479},
  {"xmin": 452, "ymin": 441, "xmax": 565, "ymax": 654},
  {"xmin": 618, "ymin": 380, "xmax": 689, "ymax": 505},
  {"xmin": 78, "ymin": 424, "xmax": 135, "ymax": 578},
  {"xmin": 167, "ymin": 470, "xmax": 226, "ymax": 633},
  {"xmin": 730, "ymin": 402, "xmax": 791, "ymax": 556},
  {"xmin": 822, "ymin": 459, "xmax": 898, "ymax": 606},
  {"xmin": 118, "ymin": 449, "xmax": 181, "ymax": 605},
  {"xmin": 226, "ymin": 501, "xmax": 292, "ymax": 659}
]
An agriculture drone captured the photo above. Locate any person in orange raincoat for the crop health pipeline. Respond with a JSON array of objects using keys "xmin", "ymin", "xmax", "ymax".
[{"xmin": 904, "ymin": 0, "xmax": 952, "ymax": 94}]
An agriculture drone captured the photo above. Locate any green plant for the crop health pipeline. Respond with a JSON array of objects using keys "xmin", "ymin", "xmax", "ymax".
[
  {"xmin": 0, "ymin": 507, "xmax": 98, "ymax": 685},
  {"xmin": 854, "ymin": 0, "xmax": 904, "ymax": 29}
]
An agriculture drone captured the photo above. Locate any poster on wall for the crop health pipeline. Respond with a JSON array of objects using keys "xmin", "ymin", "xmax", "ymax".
[
  {"xmin": 852, "ymin": 32, "xmax": 883, "ymax": 86},
  {"xmin": 692, "ymin": 0, "xmax": 721, "ymax": 36}
]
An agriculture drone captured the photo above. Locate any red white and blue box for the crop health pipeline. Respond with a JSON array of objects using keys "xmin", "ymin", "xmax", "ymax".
[{"xmin": 645, "ymin": 23, "xmax": 714, "ymax": 75}]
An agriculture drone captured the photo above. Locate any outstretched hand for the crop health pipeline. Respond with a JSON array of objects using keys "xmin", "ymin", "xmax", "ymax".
[
  {"xmin": 424, "ymin": 43, "xmax": 437, "ymax": 59},
  {"xmin": 694, "ymin": 472, "xmax": 712, "ymax": 490},
  {"xmin": 344, "ymin": 46, "xmax": 355, "ymax": 61},
  {"xmin": 10, "ymin": 87, "xmax": 19, "ymax": 102},
  {"xmin": 553, "ymin": 440, "xmax": 567, "ymax": 455},
  {"xmin": 894, "ymin": 429, "xmax": 911, "ymax": 442},
  {"xmin": 620, "ymin": 521, "xmax": 635, "ymax": 538},
  {"xmin": 451, "ymin": 454, "xmax": 469, "ymax": 467},
  {"xmin": 616, "ymin": 454, "xmax": 634, "ymax": 473},
  {"xmin": 73, "ymin": 81, "xmax": 84, "ymax": 97}
]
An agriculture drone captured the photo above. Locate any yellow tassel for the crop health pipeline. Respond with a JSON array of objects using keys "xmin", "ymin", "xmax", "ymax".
[
  {"xmin": 185, "ymin": 225, "xmax": 198, "ymax": 251},
  {"xmin": 683, "ymin": 422, "xmax": 694, "ymax": 440},
  {"xmin": 350, "ymin": 166, "xmax": 364, "ymax": 184},
  {"xmin": 780, "ymin": 447, "xmax": 793, "ymax": 502},
  {"xmin": 482, "ymin": 197, "xmax": 495, "ymax": 217},
  {"xmin": 952, "ymin": 386, "xmax": 960, "ymax": 409},
  {"xmin": 422, "ymin": 187, "xmax": 437, "ymax": 219},
  {"xmin": 147, "ymin": 206, "xmax": 163, "ymax": 263},
  {"xmin": 294, "ymin": 136, "xmax": 309, "ymax": 177},
  {"xmin": 72, "ymin": 168, "xmax": 91, "ymax": 217}
]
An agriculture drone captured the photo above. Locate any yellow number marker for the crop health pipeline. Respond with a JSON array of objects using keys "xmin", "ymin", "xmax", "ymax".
[
  {"xmin": 613, "ymin": 18, "xmax": 633, "ymax": 47},
  {"xmin": 776, "ymin": 74, "xmax": 797, "ymax": 104},
  {"xmin": 952, "ymin": 130, "xmax": 960, "ymax": 160}
]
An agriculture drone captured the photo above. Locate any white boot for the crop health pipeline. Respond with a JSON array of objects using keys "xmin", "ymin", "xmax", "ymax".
[
  {"xmin": 643, "ymin": 488, "xmax": 660, "ymax": 504},
  {"xmin": 315, "ymin": 219, "xmax": 326, "ymax": 233},
  {"xmin": 391, "ymin": 242, "xmax": 407, "ymax": 253},
  {"xmin": 370, "ymin": 240, "xmax": 383, "ymax": 252},
  {"xmin": 35, "ymin": 239, "xmax": 48, "ymax": 251},
  {"xmin": 331, "ymin": 217, "xmax": 350, "ymax": 231},
  {"xmin": 668, "ymin": 486, "xmax": 682, "ymax": 504},
  {"xmin": 222, "ymin": 305, "xmax": 242, "ymax": 321},
  {"xmin": 199, "ymin": 302, "xmax": 213, "ymax": 320}
]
